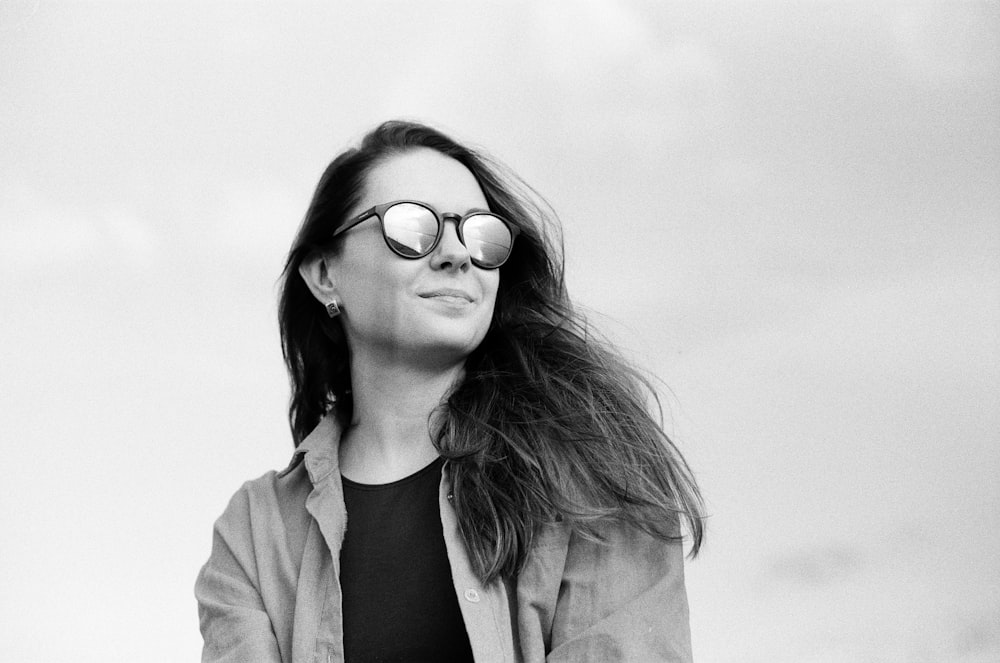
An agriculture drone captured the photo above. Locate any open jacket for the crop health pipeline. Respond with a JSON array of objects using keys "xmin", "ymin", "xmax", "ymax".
[{"xmin": 195, "ymin": 415, "xmax": 693, "ymax": 662}]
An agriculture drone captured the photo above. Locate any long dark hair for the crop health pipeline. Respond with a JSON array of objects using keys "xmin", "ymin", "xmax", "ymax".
[{"xmin": 279, "ymin": 120, "xmax": 705, "ymax": 583}]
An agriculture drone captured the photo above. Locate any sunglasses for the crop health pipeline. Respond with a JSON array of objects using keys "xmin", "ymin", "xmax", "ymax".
[{"xmin": 333, "ymin": 200, "xmax": 519, "ymax": 269}]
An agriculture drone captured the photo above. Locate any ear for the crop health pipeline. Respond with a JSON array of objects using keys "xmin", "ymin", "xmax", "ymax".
[{"xmin": 298, "ymin": 251, "xmax": 339, "ymax": 305}]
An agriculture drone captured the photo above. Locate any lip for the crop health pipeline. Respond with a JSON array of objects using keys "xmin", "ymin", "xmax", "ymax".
[{"xmin": 418, "ymin": 288, "xmax": 475, "ymax": 303}]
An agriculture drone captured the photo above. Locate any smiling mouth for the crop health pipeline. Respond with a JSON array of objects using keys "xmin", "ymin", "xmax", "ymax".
[{"xmin": 419, "ymin": 289, "xmax": 475, "ymax": 303}]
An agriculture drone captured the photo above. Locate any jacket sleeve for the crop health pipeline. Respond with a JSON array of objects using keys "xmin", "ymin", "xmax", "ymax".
[
  {"xmin": 546, "ymin": 520, "xmax": 693, "ymax": 662},
  {"xmin": 194, "ymin": 485, "xmax": 283, "ymax": 663}
]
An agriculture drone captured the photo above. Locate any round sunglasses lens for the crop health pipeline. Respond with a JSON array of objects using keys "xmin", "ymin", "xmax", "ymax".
[
  {"xmin": 382, "ymin": 203, "xmax": 439, "ymax": 257},
  {"xmin": 463, "ymin": 214, "xmax": 513, "ymax": 267}
]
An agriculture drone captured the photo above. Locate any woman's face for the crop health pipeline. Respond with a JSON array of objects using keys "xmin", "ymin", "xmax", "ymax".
[{"xmin": 327, "ymin": 148, "xmax": 500, "ymax": 368}]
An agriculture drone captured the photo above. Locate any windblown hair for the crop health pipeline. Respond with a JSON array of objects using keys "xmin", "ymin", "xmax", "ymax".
[{"xmin": 279, "ymin": 120, "xmax": 705, "ymax": 583}]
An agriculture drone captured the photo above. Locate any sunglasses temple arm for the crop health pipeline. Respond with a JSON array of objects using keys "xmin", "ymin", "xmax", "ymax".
[{"xmin": 332, "ymin": 210, "xmax": 376, "ymax": 238}]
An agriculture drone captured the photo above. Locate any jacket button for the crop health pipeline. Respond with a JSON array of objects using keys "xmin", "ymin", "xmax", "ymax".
[
  {"xmin": 447, "ymin": 492, "xmax": 454, "ymax": 501},
  {"xmin": 464, "ymin": 588, "xmax": 480, "ymax": 603}
]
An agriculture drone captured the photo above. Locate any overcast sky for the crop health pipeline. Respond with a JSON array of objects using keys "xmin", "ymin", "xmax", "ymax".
[{"xmin": 1, "ymin": 2, "xmax": 998, "ymax": 661}]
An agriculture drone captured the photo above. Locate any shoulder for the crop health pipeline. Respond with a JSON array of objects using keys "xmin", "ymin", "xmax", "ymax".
[
  {"xmin": 522, "ymin": 517, "xmax": 684, "ymax": 589},
  {"xmin": 516, "ymin": 518, "xmax": 692, "ymax": 662},
  {"xmin": 212, "ymin": 461, "xmax": 312, "ymax": 541},
  {"xmin": 209, "ymin": 415, "xmax": 342, "ymax": 550}
]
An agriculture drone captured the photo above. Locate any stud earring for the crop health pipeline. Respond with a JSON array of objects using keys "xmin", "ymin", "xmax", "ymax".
[{"xmin": 326, "ymin": 299, "xmax": 342, "ymax": 318}]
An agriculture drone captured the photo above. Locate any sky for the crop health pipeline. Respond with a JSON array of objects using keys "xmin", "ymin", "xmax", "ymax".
[{"xmin": 1, "ymin": 1, "xmax": 998, "ymax": 661}]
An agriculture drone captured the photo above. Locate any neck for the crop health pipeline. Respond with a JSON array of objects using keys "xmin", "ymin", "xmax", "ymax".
[{"xmin": 339, "ymin": 347, "xmax": 464, "ymax": 483}]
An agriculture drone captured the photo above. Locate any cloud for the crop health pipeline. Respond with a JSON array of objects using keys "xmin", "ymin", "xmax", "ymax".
[
  {"xmin": 208, "ymin": 180, "xmax": 302, "ymax": 270},
  {"xmin": 525, "ymin": 0, "xmax": 729, "ymax": 154},
  {"xmin": 0, "ymin": 179, "xmax": 158, "ymax": 276},
  {"xmin": 531, "ymin": 0, "xmax": 651, "ymax": 74},
  {"xmin": 764, "ymin": 543, "xmax": 863, "ymax": 587},
  {"xmin": 890, "ymin": 4, "xmax": 1000, "ymax": 87}
]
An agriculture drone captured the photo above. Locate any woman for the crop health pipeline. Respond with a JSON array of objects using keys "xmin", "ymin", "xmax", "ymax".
[{"xmin": 196, "ymin": 120, "xmax": 705, "ymax": 662}]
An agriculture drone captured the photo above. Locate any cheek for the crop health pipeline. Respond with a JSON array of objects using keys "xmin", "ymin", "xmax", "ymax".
[
  {"xmin": 337, "ymin": 245, "xmax": 415, "ymax": 302},
  {"xmin": 482, "ymin": 274, "xmax": 500, "ymax": 311},
  {"xmin": 485, "ymin": 270, "xmax": 501, "ymax": 297}
]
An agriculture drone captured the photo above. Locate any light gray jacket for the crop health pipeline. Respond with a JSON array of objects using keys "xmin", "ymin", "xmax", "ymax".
[{"xmin": 195, "ymin": 415, "xmax": 693, "ymax": 662}]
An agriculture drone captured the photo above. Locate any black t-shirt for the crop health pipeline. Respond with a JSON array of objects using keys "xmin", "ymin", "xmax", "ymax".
[{"xmin": 339, "ymin": 457, "xmax": 475, "ymax": 663}]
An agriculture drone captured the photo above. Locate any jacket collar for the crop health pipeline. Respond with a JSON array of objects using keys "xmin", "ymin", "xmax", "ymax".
[
  {"xmin": 278, "ymin": 413, "xmax": 343, "ymax": 484},
  {"xmin": 280, "ymin": 413, "xmax": 351, "ymax": 567}
]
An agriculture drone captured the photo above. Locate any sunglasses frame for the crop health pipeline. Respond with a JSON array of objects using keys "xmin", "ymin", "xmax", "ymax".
[{"xmin": 332, "ymin": 199, "xmax": 520, "ymax": 269}]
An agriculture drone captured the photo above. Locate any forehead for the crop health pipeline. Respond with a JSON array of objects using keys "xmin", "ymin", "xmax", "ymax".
[{"xmin": 359, "ymin": 148, "xmax": 488, "ymax": 213}]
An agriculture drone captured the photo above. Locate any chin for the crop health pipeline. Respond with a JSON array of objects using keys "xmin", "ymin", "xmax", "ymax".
[{"xmin": 407, "ymin": 326, "xmax": 488, "ymax": 364}]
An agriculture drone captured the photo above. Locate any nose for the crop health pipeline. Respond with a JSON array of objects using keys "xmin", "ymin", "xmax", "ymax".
[{"xmin": 429, "ymin": 215, "xmax": 471, "ymax": 273}]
